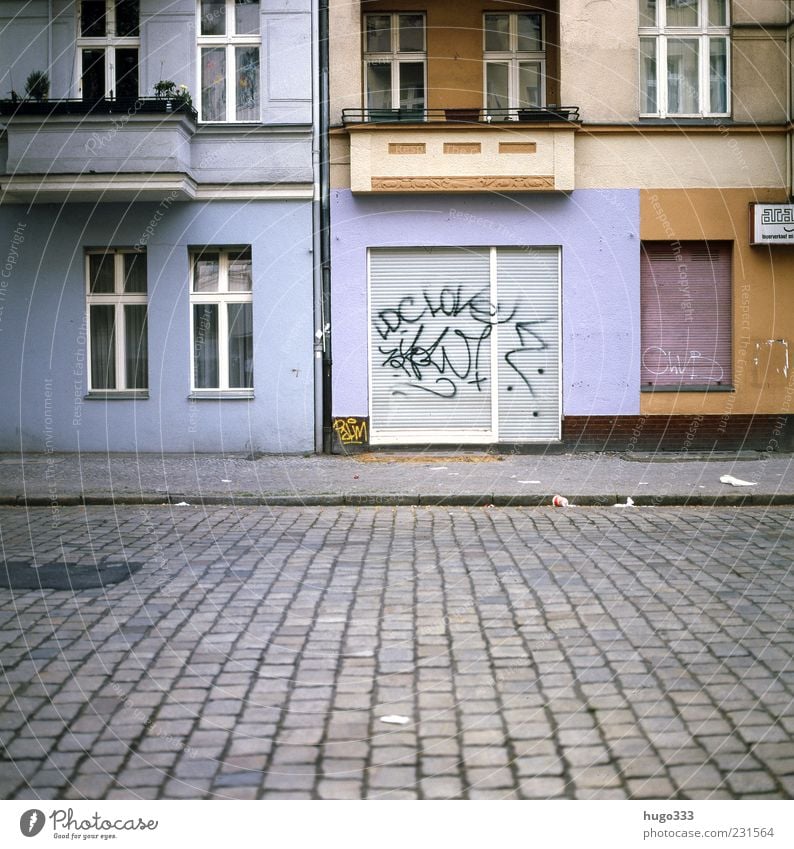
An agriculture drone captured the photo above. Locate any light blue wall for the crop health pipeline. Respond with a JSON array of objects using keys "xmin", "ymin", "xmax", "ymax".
[
  {"xmin": 330, "ymin": 189, "xmax": 641, "ymax": 420},
  {"xmin": 0, "ymin": 200, "xmax": 315, "ymax": 453}
]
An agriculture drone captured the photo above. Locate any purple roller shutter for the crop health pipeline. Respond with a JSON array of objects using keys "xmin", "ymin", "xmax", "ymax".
[{"xmin": 641, "ymin": 241, "xmax": 732, "ymax": 387}]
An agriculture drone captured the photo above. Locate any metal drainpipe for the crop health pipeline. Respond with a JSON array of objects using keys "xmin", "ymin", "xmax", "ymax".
[{"xmin": 312, "ymin": 0, "xmax": 332, "ymax": 453}]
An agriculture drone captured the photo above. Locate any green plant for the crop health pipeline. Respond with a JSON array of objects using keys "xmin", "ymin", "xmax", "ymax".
[
  {"xmin": 153, "ymin": 80, "xmax": 192, "ymax": 107},
  {"xmin": 24, "ymin": 70, "xmax": 49, "ymax": 101}
]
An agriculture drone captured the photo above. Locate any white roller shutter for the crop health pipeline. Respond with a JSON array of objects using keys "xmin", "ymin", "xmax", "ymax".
[
  {"xmin": 369, "ymin": 248, "xmax": 494, "ymax": 442},
  {"xmin": 496, "ymin": 248, "xmax": 561, "ymax": 441},
  {"xmin": 368, "ymin": 246, "xmax": 561, "ymax": 444}
]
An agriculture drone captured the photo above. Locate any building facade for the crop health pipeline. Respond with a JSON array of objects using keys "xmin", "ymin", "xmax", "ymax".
[
  {"xmin": 328, "ymin": 0, "xmax": 794, "ymax": 452},
  {"xmin": 0, "ymin": 0, "xmax": 317, "ymax": 454}
]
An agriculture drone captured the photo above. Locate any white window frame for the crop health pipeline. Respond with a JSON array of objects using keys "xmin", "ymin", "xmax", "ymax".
[
  {"xmin": 85, "ymin": 248, "xmax": 148, "ymax": 393},
  {"xmin": 362, "ymin": 12, "xmax": 427, "ymax": 113},
  {"xmin": 76, "ymin": 0, "xmax": 140, "ymax": 100},
  {"xmin": 483, "ymin": 12, "xmax": 546, "ymax": 116},
  {"xmin": 196, "ymin": 0, "xmax": 262, "ymax": 123},
  {"xmin": 189, "ymin": 247, "xmax": 254, "ymax": 394},
  {"xmin": 639, "ymin": 0, "xmax": 730, "ymax": 118}
]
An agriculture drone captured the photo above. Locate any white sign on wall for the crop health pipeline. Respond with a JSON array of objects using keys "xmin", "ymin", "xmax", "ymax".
[{"xmin": 750, "ymin": 203, "xmax": 794, "ymax": 245}]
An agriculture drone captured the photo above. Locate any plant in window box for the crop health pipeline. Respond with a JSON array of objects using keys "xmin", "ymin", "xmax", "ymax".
[
  {"xmin": 153, "ymin": 80, "xmax": 193, "ymax": 111},
  {"xmin": 24, "ymin": 70, "xmax": 49, "ymax": 102}
]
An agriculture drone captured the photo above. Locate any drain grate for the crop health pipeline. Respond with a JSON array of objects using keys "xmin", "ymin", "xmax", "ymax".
[{"xmin": 0, "ymin": 560, "xmax": 144, "ymax": 591}]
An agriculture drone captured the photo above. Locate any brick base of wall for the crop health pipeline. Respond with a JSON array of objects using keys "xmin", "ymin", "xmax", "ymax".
[{"xmin": 561, "ymin": 415, "xmax": 793, "ymax": 453}]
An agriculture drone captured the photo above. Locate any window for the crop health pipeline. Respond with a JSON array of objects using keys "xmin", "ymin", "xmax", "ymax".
[
  {"xmin": 639, "ymin": 0, "xmax": 729, "ymax": 117},
  {"xmin": 190, "ymin": 248, "xmax": 254, "ymax": 392},
  {"xmin": 641, "ymin": 241, "xmax": 731, "ymax": 389},
  {"xmin": 363, "ymin": 13, "xmax": 426, "ymax": 115},
  {"xmin": 484, "ymin": 12, "xmax": 545, "ymax": 115},
  {"xmin": 78, "ymin": 1, "xmax": 140, "ymax": 100},
  {"xmin": 86, "ymin": 249, "xmax": 148, "ymax": 392},
  {"xmin": 198, "ymin": 0, "xmax": 261, "ymax": 122}
]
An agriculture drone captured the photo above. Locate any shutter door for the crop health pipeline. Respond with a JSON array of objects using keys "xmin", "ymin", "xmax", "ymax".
[
  {"xmin": 641, "ymin": 242, "xmax": 732, "ymax": 387},
  {"xmin": 496, "ymin": 248, "xmax": 561, "ymax": 441},
  {"xmin": 369, "ymin": 248, "xmax": 494, "ymax": 441}
]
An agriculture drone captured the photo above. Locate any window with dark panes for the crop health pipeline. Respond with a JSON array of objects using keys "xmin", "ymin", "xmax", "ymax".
[
  {"xmin": 483, "ymin": 12, "xmax": 545, "ymax": 115},
  {"xmin": 78, "ymin": 0, "xmax": 140, "ymax": 100},
  {"xmin": 86, "ymin": 248, "xmax": 148, "ymax": 392},
  {"xmin": 363, "ymin": 13, "xmax": 425, "ymax": 115}
]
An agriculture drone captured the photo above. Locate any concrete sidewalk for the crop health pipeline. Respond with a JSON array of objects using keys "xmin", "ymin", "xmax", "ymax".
[{"xmin": 1, "ymin": 450, "xmax": 793, "ymax": 507}]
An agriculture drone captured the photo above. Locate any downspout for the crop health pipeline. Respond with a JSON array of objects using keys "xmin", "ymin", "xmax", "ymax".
[
  {"xmin": 312, "ymin": 0, "xmax": 332, "ymax": 453},
  {"xmin": 48, "ymin": 0, "xmax": 53, "ymax": 78}
]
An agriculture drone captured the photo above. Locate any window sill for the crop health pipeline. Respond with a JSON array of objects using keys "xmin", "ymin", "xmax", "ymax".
[
  {"xmin": 85, "ymin": 390, "xmax": 149, "ymax": 400},
  {"xmin": 641, "ymin": 385, "xmax": 735, "ymax": 393},
  {"xmin": 188, "ymin": 391, "xmax": 254, "ymax": 400}
]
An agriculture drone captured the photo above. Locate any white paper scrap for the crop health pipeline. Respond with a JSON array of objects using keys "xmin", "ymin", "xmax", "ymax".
[
  {"xmin": 720, "ymin": 475, "xmax": 757, "ymax": 487},
  {"xmin": 380, "ymin": 715, "xmax": 411, "ymax": 725}
]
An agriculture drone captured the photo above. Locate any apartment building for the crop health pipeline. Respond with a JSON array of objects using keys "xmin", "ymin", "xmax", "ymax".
[
  {"xmin": 0, "ymin": 0, "xmax": 316, "ymax": 453},
  {"xmin": 328, "ymin": 0, "xmax": 794, "ymax": 451}
]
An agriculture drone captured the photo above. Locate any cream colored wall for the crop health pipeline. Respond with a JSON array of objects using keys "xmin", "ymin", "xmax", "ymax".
[
  {"xmin": 559, "ymin": 0, "xmax": 638, "ymax": 123},
  {"xmin": 575, "ymin": 130, "xmax": 787, "ymax": 189},
  {"xmin": 348, "ymin": 125, "xmax": 575, "ymax": 191},
  {"xmin": 733, "ymin": 0, "xmax": 790, "ymax": 26},
  {"xmin": 733, "ymin": 29, "xmax": 789, "ymax": 123},
  {"xmin": 329, "ymin": 0, "xmax": 362, "ymax": 125},
  {"xmin": 641, "ymin": 188, "xmax": 794, "ymax": 417}
]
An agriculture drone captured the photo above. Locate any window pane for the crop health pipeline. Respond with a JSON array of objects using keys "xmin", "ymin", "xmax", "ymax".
[
  {"xmin": 639, "ymin": 0, "xmax": 656, "ymax": 27},
  {"xmin": 123, "ymin": 252, "xmax": 146, "ymax": 293},
  {"xmin": 115, "ymin": 48, "xmax": 138, "ymax": 99},
  {"xmin": 193, "ymin": 253, "xmax": 220, "ymax": 292},
  {"xmin": 115, "ymin": 0, "xmax": 139, "ymax": 37},
  {"xmin": 667, "ymin": 38, "xmax": 699, "ymax": 113},
  {"xmin": 90, "ymin": 305, "xmax": 116, "ymax": 389},
  {"xmin": 194, "ymin": 304, "xmax": 219, "ymax": 388},
  {"xmin": 709, "ymin": 38, "xmax": 727, "ymax": 113},
  {"xmin": 486, "ymin": 62, "xmax": 509, "ymax": 111},
  {"xmin": 201, "ymin": 0, "xmax": 225, "ymax": 35},
  {"xmin": 398, "ymin": 62, "xmax": 424, "ymax": 111},
  {"xmin": 236, "ymin": 47, "xmax": 260, "ymax": 121},
  {"xmin": 666, "ymin": 0, "xmax": 698, "ymax": 27},
  {"xmin": 235, "ymin": 0, "xmax": 259, "ymax": 35},
  {"xmin": 82, "ymin": 49, "xmax": 106, "ymax": 101},
  {"xmin": 518, "ymin": 62, "xmax": 542, "ymax": 108},
  {"xmin": 708, "ymin": 0, "xmax": 727, "ymax": 26},
  {"xmin": 517, "ymin": 14, "xmax": 542, "ymax": 53},
  {"xmin": 81, "ymin": 1, "xmax": 106, "ymax": 37},
  {"xmin": 201, "ymin": 47, "xmax": 226, "ymax": 121},
  {"xmin": 365, "ymin": 15, "xmax": 391, "ymax": 53},
  {"xmin": 228, "ymin": 249, "xmax": 252, "ymax": 292},
  {"xmin": 124, "ymin": 304, "xmax": 148, "ymax": 389},
  {"xmin": 398, "ymin": 15, "xmax": 424, "ymax": 52},
  {"xmin": 366, "ymin": 62, "xmax": 392, "ymax": 111},
  {"xmin": 228, "ymin": 303, "xmax": 253, "ymax": 388},
  {"xmin": 640, "ymin": 37, "xmax": 657, "ymax": 113},
  {"xmin": 89, "ymin": 253, "xmax": 115, "ymax": 293},
  {"xmin": 484, "ymin": 14, "xmax": 509, "ymax": 52}
]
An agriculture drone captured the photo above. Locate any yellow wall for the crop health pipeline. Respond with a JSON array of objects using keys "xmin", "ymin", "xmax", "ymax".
[
  {"xmin": 349, "ymin": 0, "xmax": 560, "ymax": 111},
  {"xmin": 640, "ymin": 188, "xmax": 794, "ymax": 416}
]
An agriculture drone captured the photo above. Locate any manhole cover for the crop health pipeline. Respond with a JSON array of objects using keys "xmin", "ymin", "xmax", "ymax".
[{"xmin": 0, "ymin": 560, "xmax": 144, "ymax": 590}]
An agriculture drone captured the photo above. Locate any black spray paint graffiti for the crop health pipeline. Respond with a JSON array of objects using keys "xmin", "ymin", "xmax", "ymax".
[{"xmin": 375, "ymin": 285, "xmax": 547, "ymax": 399}]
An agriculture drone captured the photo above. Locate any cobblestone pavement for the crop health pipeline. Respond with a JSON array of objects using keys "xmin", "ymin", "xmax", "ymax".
[{"xmin": 1, "ymin": 505, "xmax": 793, "ymax": 800}]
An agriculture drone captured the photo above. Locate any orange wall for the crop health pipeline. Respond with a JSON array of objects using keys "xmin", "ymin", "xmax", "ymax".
[
  {"xmin": 360, "ymin": 1, "xmax": 560, "ymax": 109},
  {"xmin": 641, "ymin": 188, "xmax": 794, "ymax": 416}
]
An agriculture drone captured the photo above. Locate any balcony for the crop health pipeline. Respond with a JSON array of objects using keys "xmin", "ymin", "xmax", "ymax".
[
  {"xmin": 0, "ymin": 99, "xmax": 197, "ymax": 202},
  {"xmin": 342, "ymin": 107, "xmax": 579, "ymax": 194}
]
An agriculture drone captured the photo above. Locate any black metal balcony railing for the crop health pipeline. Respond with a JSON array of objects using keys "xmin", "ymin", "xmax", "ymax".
[
  {"xmin": 0, "ymin": 97, "xmax": 197, "ymax": 118},
  {"xmin": 341, "ymin": 106, "xmax": 580, "ymax": 125}
]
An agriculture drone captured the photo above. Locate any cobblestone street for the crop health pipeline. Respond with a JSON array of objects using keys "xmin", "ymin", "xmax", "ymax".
[{"xmin": 1, "ymin": 505, "xmax": 793, "ymax": 800}]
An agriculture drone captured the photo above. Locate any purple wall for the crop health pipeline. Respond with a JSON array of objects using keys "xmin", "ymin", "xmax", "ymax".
[{"xmin": 331, "ymin": 189, "xmax": 640, "ymax": 418}]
